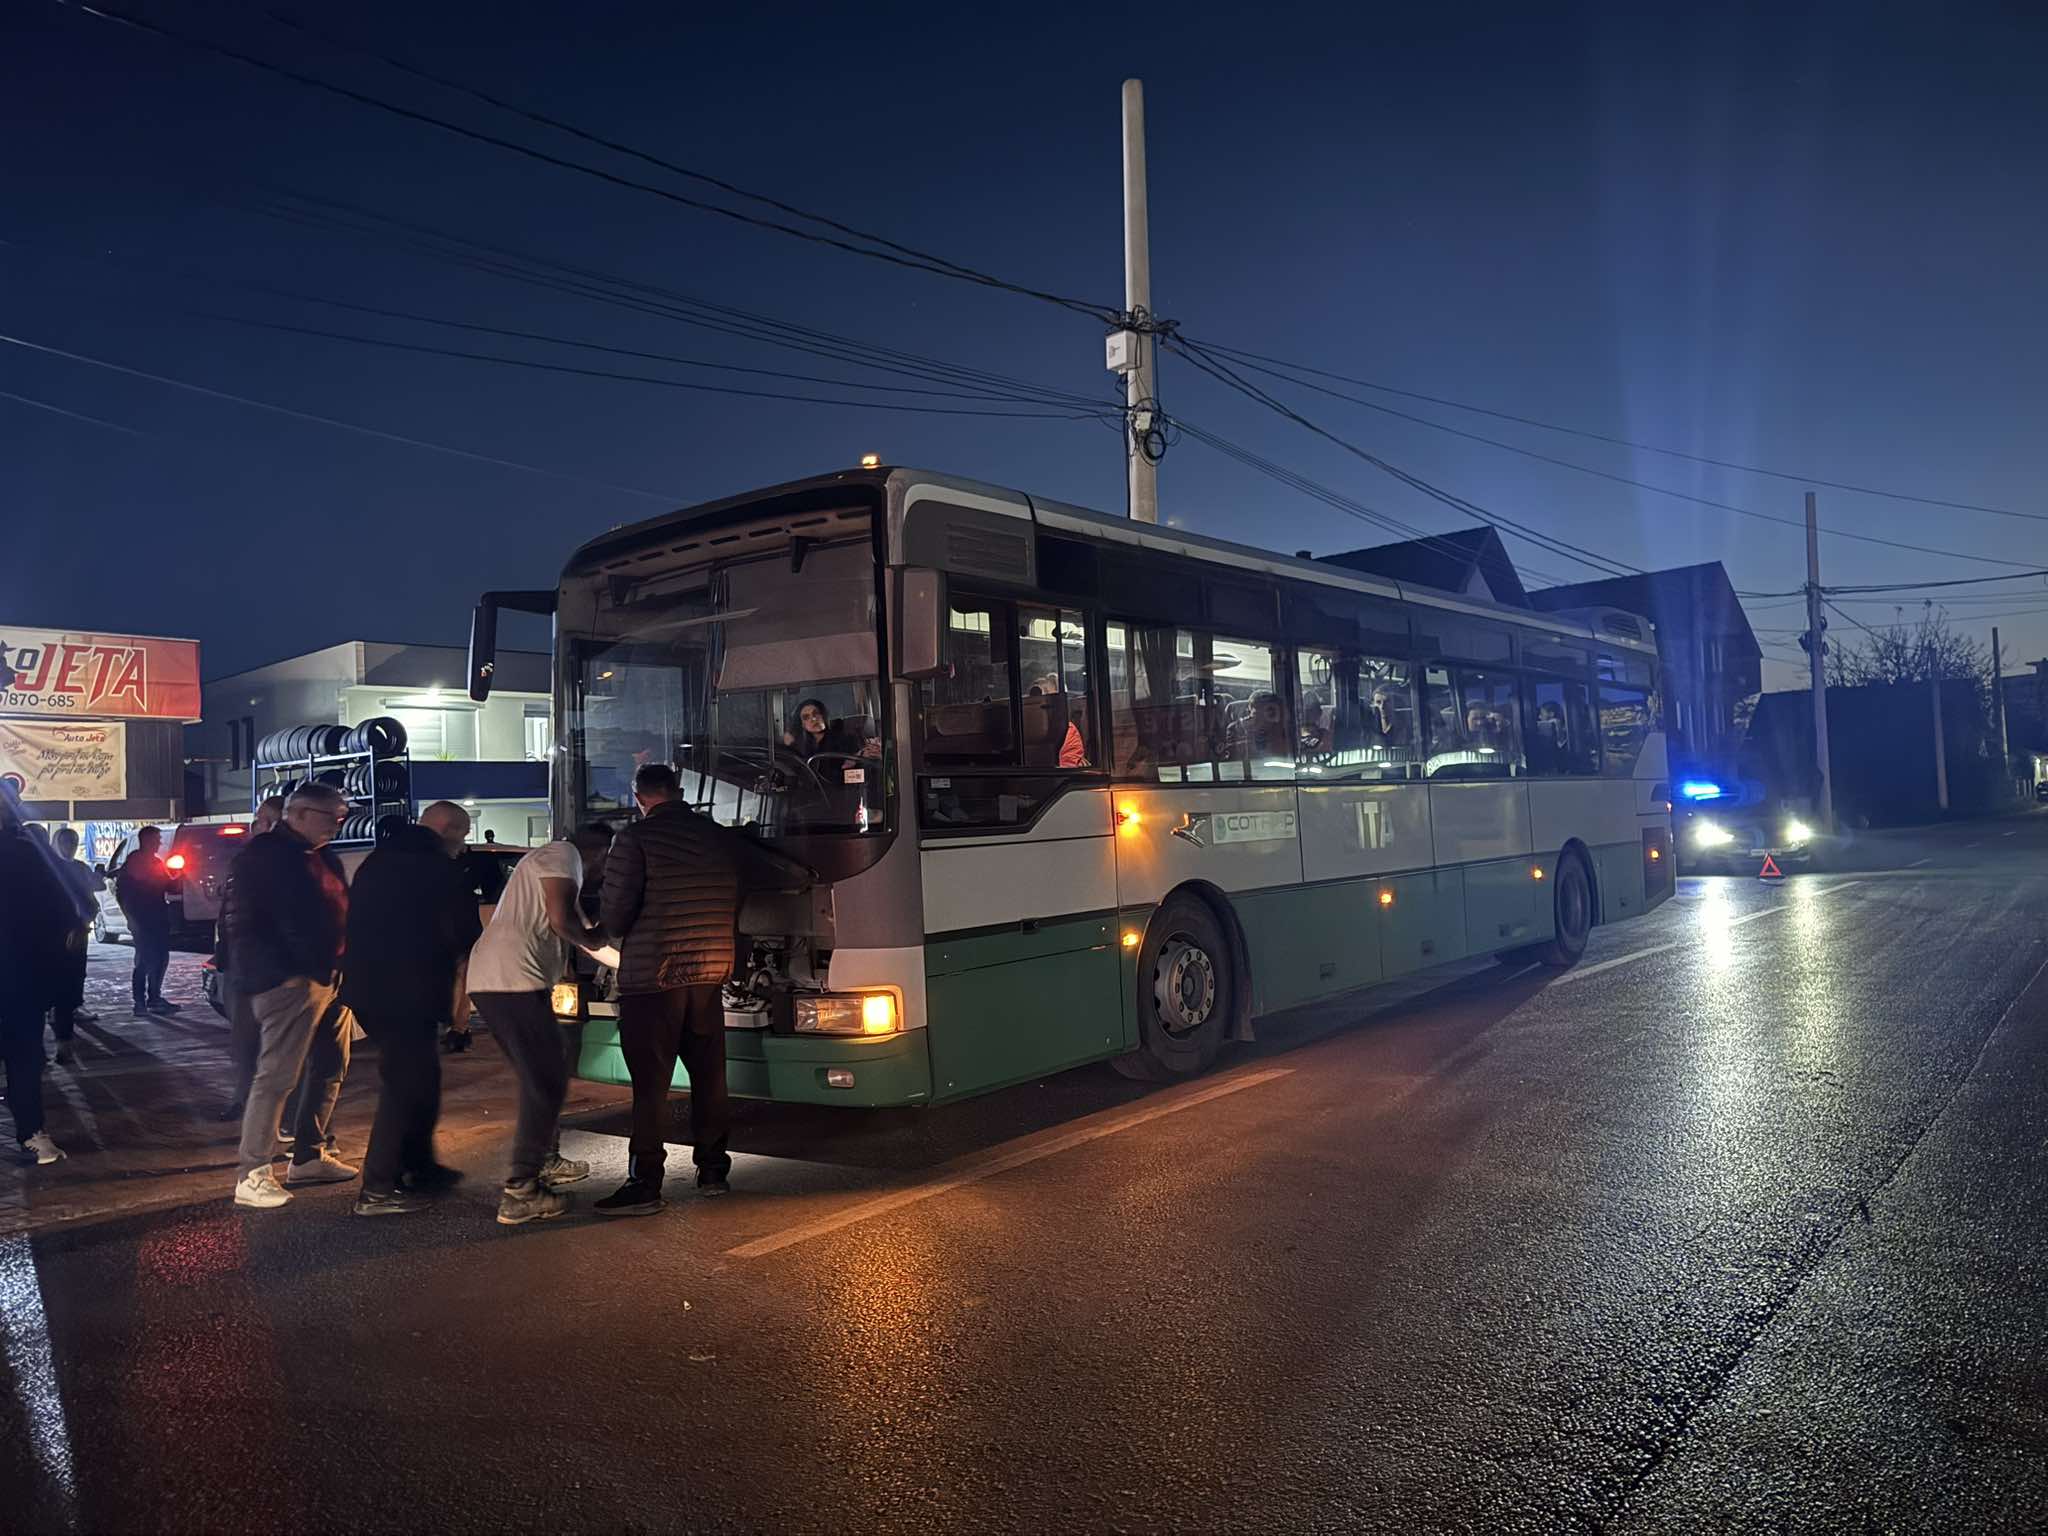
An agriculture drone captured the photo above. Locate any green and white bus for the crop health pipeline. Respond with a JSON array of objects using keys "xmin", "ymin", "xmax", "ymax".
[{"xmin": 469, "ymin": 465, "xmax": 1673, "ymax": 1105}]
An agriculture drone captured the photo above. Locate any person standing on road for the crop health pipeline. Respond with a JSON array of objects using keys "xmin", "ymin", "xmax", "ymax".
[
  {"xmin": 227, "ymin": 785, "xmax": 356, "ymax": 1209},
  {"xmin": 213, "ymin": 797, "xmax": 285, "ymax": 1122},
  {"xmin": 468, "ymin": 824, "xmax": 620, "ymax": 1225},
  {"xmin": 341, "ymin": 802, "xmax": 483, "ymax": 1217},
  {"xmin": 115, "ymin": 825, "xmax": 177, "ymax": 1018},
  {"xmin": 595, "ymin": 763, "xmax": 793, "ymax": 1217},
  {"xmin": 47, "ymin": 828, "xmax": 102, "ymax": 1065},
  {"xmin": 1, "ymin": 790, "xmax": 70, "ymax": 1163}
]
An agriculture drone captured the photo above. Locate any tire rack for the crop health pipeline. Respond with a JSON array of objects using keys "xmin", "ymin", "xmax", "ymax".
[{"xmin": 252, "ymin": 742, "xmax": 412, "ymax": 846}]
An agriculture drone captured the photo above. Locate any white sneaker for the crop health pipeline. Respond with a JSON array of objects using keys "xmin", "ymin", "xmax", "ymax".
[
  {"xmin": 22, "ymin": 1131, "xmax": 65, "ymax": 1165},
  {"xmin": 234, "ymin": 1168, "xmax": 291, "ymax": 1208},
  {"xmin": 285, "ymin": 1148, "xmax": 360, "ymax": 1185},
  {"xmin": 539, "ymin": 1152, "xmax": 591, "ymax": 1187}
]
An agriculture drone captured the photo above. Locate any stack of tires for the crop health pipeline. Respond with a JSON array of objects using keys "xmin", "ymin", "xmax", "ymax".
[
  {"xmin": 252, "ymin": 717, "xmax": 412, "ymax": 841},
  {"xmin": 342, "ymin": 758, "xmax": 410, "ymax": 802}
]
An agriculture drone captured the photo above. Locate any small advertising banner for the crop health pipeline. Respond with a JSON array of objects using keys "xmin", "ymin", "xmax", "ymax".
[
  {"xmin": 0, "ymin": 627, "xmax": 201, "ymax": 721},
  {"xmin": 0, "ymin": 720, "xmax": 127, "ymax": 801}
]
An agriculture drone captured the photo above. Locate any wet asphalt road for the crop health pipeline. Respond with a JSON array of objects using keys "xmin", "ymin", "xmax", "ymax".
[{"xmin": 4, "ymin": 815, "xmax": 2046, "ymax": 1533}]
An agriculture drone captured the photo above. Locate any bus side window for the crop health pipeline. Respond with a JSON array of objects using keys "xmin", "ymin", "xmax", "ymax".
[
  {"xmin": 1527, "ymin": 677, "xmax": 1600, "ymax": 776},
  {"xmin": 1422, "ymin": 666, "xmax": 1466, "ymax": 777},
  {"xmin": 1599, "ymin": 686, "xmax": 1653, "ymax": 776},
  {"xmin": 1298, "ymin": 650, "xmax": 1419, "ymax": 781},
  {"xmin": 922, "ymin": 599, "xmax": 1014, "ymax": 765},
  {"xmin": 1019, "ymin": 607, "xmax": 1092, "ymax": 770}
]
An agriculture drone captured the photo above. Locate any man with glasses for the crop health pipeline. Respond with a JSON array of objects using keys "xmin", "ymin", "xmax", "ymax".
[{"xmin": 227, "ymin": 784, "xmax": 357, "ymax": 1209}]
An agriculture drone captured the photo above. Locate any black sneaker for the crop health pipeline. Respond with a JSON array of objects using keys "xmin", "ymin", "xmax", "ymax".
[
  {"xmin": 353, "ymin": 1186, "xmax": 429, "ymax": 1217},
  {"xmin": 217, "ymin": 1100, "xmax": 245, "ymax": 1122},
  {"xmin": 592, "ymin": 1179, "xmax": 665, "ymax": 1217},
  {"xmin": 440, "ymin": 1030, "xmax": 472, "ymax": 1055},
  {"xmin": 147, "ymin": 999, "xmax": 182, "ymax": 1015},
  {"xmin": 696, "ymin": 1172, "xmax": 731, "ymax": 1198},
  {"xmin": 403, "ymin": 1163, "xmax": 464, "ymax": 1194},
  {"xmin": 52, "ymin": 1045, "xmax": 76, "ymax": 1067}
]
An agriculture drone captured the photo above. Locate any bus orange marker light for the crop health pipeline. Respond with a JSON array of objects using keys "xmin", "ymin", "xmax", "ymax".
[
  {"xmin": 1532, "ymin": 866, "xmax": 1545, "ymax": 880},
  {"xmin": 1121, "ymin": 931, "xmax": 1140, "ymax": 949},
  {"xmin": 1648, "ymin": 847, "xmax": 1662, "ymax": 861},
  {"xmin": 1116, "ymin": 805, "xmax": 1141, "ymax": 834},
  {"xmin": 1377, "ymin": 890, "xmax": 1395, "ymax": 908}
]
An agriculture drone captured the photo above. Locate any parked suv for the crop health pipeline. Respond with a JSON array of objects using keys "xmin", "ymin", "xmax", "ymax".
[{"xmin": 100, "ymin": 822, "xmax": 252, "ymax": 949}]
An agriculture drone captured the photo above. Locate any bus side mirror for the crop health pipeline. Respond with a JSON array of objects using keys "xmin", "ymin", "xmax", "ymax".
[
  {"xmin": 898, "ymin": 568, "xmax": 945, "ymax": 680},
  {"xmin": 468, "ymin": 589, "xmax": 558, "ymax": 702},
  {"xmin": 467, "ymin": 601, "xmax": 499, "ymax": 702}
]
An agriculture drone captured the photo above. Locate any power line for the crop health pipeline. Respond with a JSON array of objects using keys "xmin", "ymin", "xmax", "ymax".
[
  {"xmin": 1175, "ymin": 338, "xmax": 2047, "ymax": 572},
  {"xmin": 0, "ymin": 386, "xmax": 148, "ymax": 436},
  {"xmin": 1195, "ymin": 340, "xmax": 2048, "ymax": 527},
  {"xmin": 1826, "ymin": 570, "xmax": 2048, "ymax": 594},
  {"xmin": 192, "ymin": 311, "xmax": 1117, "ymax": 419},
  {"xmin": 61, "ymin": 1, "xmax": 1119, "ymax": 323},
  {"xmin": 1166, "ymin": 335, "xmax": 1640, "ymax": 580},
  {"xmin": 260, "ymin": 9, "xmax": 1113, "ymax": 320},
  {"xmin": 0, "ymin": 330, "xmax": 681, "ymax": 499},
  {"xmin": 1175, "ymin": 418, "xmax": 1584, "ymax": 588}
]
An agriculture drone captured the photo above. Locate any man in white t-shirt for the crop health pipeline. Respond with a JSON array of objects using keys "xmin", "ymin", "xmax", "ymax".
[{"xmin": 467, "ymin": 825, "xmax": 620, "ymax": 1225}]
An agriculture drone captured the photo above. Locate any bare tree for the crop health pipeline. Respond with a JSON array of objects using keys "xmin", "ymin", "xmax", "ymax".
[{"xmin": 1826, "ymin": 607, "xmax": 1990, "ymax": 689}]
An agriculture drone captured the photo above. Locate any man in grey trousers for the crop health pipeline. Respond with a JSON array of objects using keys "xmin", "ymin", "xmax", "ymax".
[{"xmin": 227, "ymin": 785, "xmax": 357, "ymax": 1209}]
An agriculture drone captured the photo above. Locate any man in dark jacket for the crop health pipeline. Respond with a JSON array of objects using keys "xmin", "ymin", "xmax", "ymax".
[
  {"xmin": 341, "ymin": 801, "xmax": 482, "ymax": 1216},
  {"xmin": 116, "ymin": 825, "xmax": 177, "ymax": 1018},
  {"xmin": 1, "ymin": 790, "xmax": 71, "ymax": 1164},
  {"xmin": 213, "ymin": 796, "xmax": 285, "ymax": 1120},
  {"xmin": 593, "ymin": 762, "xmax": 792, "ymax": 1216},
  {"xmin": 228, "ymin": 785, "xmax": 354, "ymax": 1209}
]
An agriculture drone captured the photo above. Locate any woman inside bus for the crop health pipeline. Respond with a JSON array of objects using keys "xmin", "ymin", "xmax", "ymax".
[{"xmin": 784, "ymin": 698, "xmax": 880, "ymax": 761}]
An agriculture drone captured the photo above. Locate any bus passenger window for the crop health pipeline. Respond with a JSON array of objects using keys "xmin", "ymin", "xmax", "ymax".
[
  {"xmin": 1599, "ymin": 687, "xmax": 1653, "ymax": 775},
  {"xmin": 922, "ymin": 600, "xmax": 1013, "ymax": 766},
  {"xmin": 1296, "ymin": 651, "xmax": 1418, "ymax": 780},
  {"xmin": 1526, "ymin": 677, "xmax": 1599, "ymax": 776},
  {"xmin": 1109, "ymin": 624, "xmax": 1291, "ymax": 781},
  {"xmin": 1019, "ymin": 607, "xmax": 1092, "ymax": 770}
]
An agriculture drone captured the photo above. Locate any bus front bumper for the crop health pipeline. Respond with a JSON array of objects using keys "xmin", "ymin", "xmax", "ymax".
[{"xmin": 574, "ymin": 1017, "xmax": 933, "ymax": 1108}]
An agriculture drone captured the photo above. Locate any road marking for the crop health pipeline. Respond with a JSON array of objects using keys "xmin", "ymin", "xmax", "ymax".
[
  {"xmin": 1551, "ymin": 880, "xmax": 1866, "ymax": 987},
  {"xmin": 1906, "ymin": 857, "xmax": 1932, "ymax": 868},
  {"xmin": 726, "ymin": 1066, "xmax": 1294, "ymax": 1259}
]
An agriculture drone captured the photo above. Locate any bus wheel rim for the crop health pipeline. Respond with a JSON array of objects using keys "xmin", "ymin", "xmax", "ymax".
[{"xmin": 1154, "ymin": 936, "xmax": 1217, "ymax": 1035}]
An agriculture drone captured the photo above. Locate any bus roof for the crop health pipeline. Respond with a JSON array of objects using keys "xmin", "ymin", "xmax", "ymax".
[{"xmin": 563, "ymin": 464, "xmax": 1658, "ymax": 656}]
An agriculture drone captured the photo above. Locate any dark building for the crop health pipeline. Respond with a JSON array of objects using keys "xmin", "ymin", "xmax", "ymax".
[
  {"xmin": 1529, "ymin": 564, "xmax": 1762, "ymax": 762},
  {"xmin": 1316, "ymin": 527, "xmax": 1530, "ymax": 607},
  {"xmin": 1999, "ymin": 659, "xmax": 2048, "ymax": 754},
  {"xmin": 1746, "ymin": 679, "xmax": 1997, "ymax": 825}
]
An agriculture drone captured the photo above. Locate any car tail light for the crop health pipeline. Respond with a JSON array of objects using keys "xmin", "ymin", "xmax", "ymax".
[
  {"xmin": 165, "ymin": 853, "xmax": 187, "ymax": 872},
  {"xmin": 220, "ymin": 825, "xmax": 247, "ymax": 837}
]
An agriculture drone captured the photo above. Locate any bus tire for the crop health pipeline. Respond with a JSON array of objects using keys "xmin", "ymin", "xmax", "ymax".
[
  {"xmin": 1537, "ymin": 849, "xmax": 1593, "ymax": 969},
  {"xmin": 1115, "ymin": 894, "xmax": 1233, "ymax": 1081}
]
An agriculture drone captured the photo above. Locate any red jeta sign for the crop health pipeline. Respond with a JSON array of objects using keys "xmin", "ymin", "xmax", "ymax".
[{"xmin": 0, "ymin": 627, "xmax": 201, "ymax": 721}]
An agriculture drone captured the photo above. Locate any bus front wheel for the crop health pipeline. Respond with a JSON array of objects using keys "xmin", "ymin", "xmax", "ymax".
[
  {"xmin": 1536, "ymin": 850, "xmax": 1593, "ymax": 969},
  {"xmin": 1115, "ymin": 895, "xmax": 1233, "ymax": 1082}
]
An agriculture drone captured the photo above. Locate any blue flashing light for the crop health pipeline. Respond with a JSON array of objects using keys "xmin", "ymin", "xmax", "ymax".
[{"xmin": 1678, "ymin": 780, "xmax": 1725, "ymax": 801}]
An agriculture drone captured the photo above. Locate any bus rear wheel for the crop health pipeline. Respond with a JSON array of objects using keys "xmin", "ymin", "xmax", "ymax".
[
  {"xmin": 1114, "ymin": 895, "xmax": 1233, "ymax": 1082},
  {"xmin": 1537, "ymin": 850, "xmax": 1593, "ymax": 969}
]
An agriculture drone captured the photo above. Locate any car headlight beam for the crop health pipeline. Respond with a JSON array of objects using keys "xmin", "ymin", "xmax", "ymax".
[
  {"xmin": 1783, "ymin": 818, "xmax": 1814, "ymax": 844},
  {"xmin": 1691, "ymin": 819, "xmax": 1736, "ymax": 849}
]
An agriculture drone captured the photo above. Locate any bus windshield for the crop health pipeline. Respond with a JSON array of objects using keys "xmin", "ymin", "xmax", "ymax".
[{"xmin": 564, "ymin": 540, "xmax": 886, "ymax": 838}]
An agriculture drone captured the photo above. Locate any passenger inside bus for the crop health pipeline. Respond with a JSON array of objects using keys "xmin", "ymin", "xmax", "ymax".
[
  {"xmin": 784, "ymin": 697, "xmax": 880, "ymax": 761},
  {"xmin": 1025, "ymin": 673, "xmax": 1088, "ymax": 768}
]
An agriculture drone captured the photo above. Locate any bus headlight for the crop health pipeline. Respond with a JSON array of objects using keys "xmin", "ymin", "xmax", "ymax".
[
  {"xmin": 550, "ymin": 982, "xmax": 582, "ymax": 1020},
  {"xmin": 1691, "ymin": 820, "xmax": 1735, "ymax": 849},
  {"xmin": 794, "ymin": 993, "xmax": 900, "ymax": 1036},
  {"xmin": 1783, "ymin": 818, "xmax": 1814, "ymax": 844}
]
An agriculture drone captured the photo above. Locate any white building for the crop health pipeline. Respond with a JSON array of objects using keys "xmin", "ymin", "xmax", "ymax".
[{"xmin": 191, "ymin": 640, "xmax": 553, "ymax": 844}]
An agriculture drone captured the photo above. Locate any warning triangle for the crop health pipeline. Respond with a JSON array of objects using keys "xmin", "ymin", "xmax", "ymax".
[{"xmin": 1758, "ymin": 853, "xmax": 1784, "ymax": 881}]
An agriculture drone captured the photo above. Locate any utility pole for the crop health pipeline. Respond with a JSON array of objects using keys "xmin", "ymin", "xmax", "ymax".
[
  {"xmin": 1116, "ymin": 78, "xmax": 1160, "ymax": 523},
  {"xmin": 1804, "ymin": 491, "xmax": 1836, "ymax": 832},
  {"xmin": 1992, "ymin": 625, "xmax": 2011, "ymax": 768},
  {"xmin": 1931, "ymin": 664, "xmax": 1950, "ymax": 812}
]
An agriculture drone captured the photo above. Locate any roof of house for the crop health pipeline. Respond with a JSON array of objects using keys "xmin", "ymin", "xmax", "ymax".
[
  {"xmin": 1314, "ymin": 526, "xmax": 1530, "ymax": 607},
  {"xmin": 1528, "ymin": 563, "xmax": 1761, "ymax": 661}
]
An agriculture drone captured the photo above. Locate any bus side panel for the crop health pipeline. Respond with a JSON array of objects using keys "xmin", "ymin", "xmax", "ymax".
[
  {"xmin": 1528, "ymin": 778, "xmax": 1639, "ymax": 861},
  {"xmin": 1380, "ymin": 867, "xmax": 1467, "ymax": 977},
  {"xmin": 925, "ymin": 921, "xmax": 1123, "ymax": 1101},
  {"xmin": 1235, "ymin": 880, "xmax": 1383, "ymax": 1014},
  {"xmin": 1591, "ymin": 841, "xmax": 1651, "ymax": 924},
  {"xmin": 1430, "ymin": 782, "xmax": 1536, "ymax": 957}
]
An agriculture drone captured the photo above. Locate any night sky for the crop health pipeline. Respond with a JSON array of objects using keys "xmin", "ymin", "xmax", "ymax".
[{"xmin": 4, "ymin": 2, "xmax": 2044, "ymax": 686}]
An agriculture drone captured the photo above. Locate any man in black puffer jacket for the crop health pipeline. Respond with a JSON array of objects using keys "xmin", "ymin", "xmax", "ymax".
[{"xmin": 593, "ymin": 762, "xmax": 795, "ymax": 1216}]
